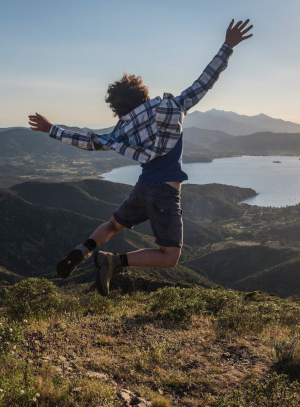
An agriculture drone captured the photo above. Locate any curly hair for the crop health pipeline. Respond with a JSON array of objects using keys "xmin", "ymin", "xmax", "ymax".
[{"xmin": 105, "ymin": 74, "xmax": 150, "ymax": 118}]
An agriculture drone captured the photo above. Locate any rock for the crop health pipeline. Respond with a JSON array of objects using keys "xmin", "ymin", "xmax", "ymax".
[
  {"xmin": 118, "ymin": 388, "xmax": 152, "ymax": 406},
  {"xmin": 87, "ymin": 371, "xmax": 108, "ymax": 380},
  {"xmin": 118, "ymin": 389, "xmax": 133, "ymax": 405}
]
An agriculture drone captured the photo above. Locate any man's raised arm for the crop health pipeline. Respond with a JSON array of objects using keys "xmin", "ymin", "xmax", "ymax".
[
  {"xmin": 175, "ymin": 19, "xmax": 253, "ymax": 112},
  {"xmin": 28, "ymin": 113, "xmax": 109, "ymax": 151}
]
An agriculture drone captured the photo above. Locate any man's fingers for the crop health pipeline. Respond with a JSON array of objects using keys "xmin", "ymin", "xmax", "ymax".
[
  {"xmin": 233, "ymin": 20, "xmax": 243, "ymax": 30},
  {"xmin": 239, "ymin": 19, "xmax": 250, "ymax": 31},
  {"xmin": 28, "ymin": 117, "xmax": 39, "ymax": 123},
  {"xmin": 241, "ymin": 34, "xmax": 253, "ymax": 41},
  {"xmin": 29, "ymin": 121, "xmax": 38, "ymax": 126},
  {"xmin": 227, "ymin": 19, "xmax": 234, "ymax": 30},
  {"xmin": 241, "ymin": 25, "xmax": 253, "ymax": 35},
  {"xmin": 30, "ymin": 127, "xmax": 39, "ymax": 131},
  {"xmin": 36, "ymin": 112, "xmax": 42, "ymax": 117}
]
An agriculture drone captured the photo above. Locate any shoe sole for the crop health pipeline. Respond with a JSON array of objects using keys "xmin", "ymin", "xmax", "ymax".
[
  {"xmin": 94, "ymin": 252, "xmax": 108, "ymax": 296},
  {"xmin": 56, "ymin": 249, "xmax": 83, "ymax": 279}
]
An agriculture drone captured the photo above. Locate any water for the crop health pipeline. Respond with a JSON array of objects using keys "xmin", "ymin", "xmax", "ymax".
[{"xmin": 101, "ymin": 156, "xmax": 300, "ymax": 207}]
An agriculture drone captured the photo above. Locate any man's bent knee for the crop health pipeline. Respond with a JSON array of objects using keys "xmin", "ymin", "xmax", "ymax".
[
  {"xmin": 109, "ymin": 216, "xmax": 125, "ymax": 233},
  {"xmin": 160, "ymin": 246, "xmax": 181, "ymax": 268}
]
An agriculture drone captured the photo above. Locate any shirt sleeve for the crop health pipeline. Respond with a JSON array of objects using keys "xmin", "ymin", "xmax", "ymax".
[
  {"xmin": 175, "ymin": 43, "xmax": 233, "ymax": 112},
  {"xmin": 49, "ymin": 125, "xmax": 109, "ymax": 151}
]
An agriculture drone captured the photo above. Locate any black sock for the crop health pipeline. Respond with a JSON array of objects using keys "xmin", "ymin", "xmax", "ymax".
[
  {"xmin": 119, "ymin": 253, "xmax": 129, "ymax": 267},
  {"xmin": 83, "ymin": 238, "xmax": 97, "ymax": 252}
]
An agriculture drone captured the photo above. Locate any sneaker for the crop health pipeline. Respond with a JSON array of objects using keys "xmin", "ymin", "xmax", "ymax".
[
  {"xmin": 94, "ymin": 251, "xmax": 122, "ymax": 296},
  {"xmin": 56, "ymin": 244, "xmax": 92, "ymax": 279}
]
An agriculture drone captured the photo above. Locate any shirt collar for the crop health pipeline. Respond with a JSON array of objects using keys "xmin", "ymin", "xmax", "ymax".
[{"xmin": 119, "ymin": 96, "xmax": 161, "ymax": 122}]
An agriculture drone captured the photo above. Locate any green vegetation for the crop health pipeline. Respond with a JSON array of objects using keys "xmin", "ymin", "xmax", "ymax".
[
  {"xmin": 210, "ymin": 374, "xmax": 300, "ymax": 407},
  {"xmin": 5, "ymin": 278, "xmax": 60, "ymax": 321},
  {"xmin": 1, "ymin": 280, "xmax": 300, "ymax": 406}
]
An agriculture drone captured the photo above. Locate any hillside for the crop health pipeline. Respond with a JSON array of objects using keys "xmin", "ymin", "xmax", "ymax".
[
  {"xmin": 10, "ymin": 179, "xmax": 256, "ymax": 223},
  {"xmin": 184, "ymin": 246, "xmax": 300, "ymax": 297},
  {"xmin": 210, "ymin": 131, "xmax": 300, "ymax": 155},
  {"xmin": 0, "ymin": 127, "xmax": 136, "ymax": 188},
  {"xmin": 2, "ymin": 185, "xmax": 234, "ymax": 288},
  {"xmin": 3, "ymin": 178, "xmax": 300, "ymax": 297},
  {"xmin": 183, "ymin": 127, "xmax": 234, "ymax": 146},
  {"xmin": 0, "ymin": 189, "xmax": 159, "ymax": 277}
]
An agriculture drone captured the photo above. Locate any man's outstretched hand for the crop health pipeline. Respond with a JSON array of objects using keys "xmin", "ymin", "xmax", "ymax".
[
  {"xmin": 28, "ymin": 113, "xmax": 52, "ymax": 133},
  {"xmin": 225, "ymin": 19, "xmax": 253, "ymax": 48}
]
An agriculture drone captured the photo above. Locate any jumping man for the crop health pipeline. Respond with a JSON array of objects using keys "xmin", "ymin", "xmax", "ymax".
[{"xmin": 29, "ymin": 20, "xmax": 253, "ymax": 296}]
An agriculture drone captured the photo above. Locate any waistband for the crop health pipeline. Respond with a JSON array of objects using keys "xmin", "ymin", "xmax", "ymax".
[{"xmin": 136, "ymin": 181, "xmax": 181, "ymax": 196}]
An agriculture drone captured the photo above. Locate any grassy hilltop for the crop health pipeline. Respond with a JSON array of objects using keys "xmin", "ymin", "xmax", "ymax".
[{"xmin": 1, "ymin": 279, "xmax": 300, "ymax": 406}]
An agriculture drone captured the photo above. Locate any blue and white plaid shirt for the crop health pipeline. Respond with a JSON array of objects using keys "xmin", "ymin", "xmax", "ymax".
[{"xmin": 49, "ymin": 43, "xmax": 233, "ymax": 164}]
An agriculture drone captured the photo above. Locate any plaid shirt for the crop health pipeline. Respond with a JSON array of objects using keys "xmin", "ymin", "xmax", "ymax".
[{"xmin": 49, "ymin": 43, "xmax": 233, "ymax": 164}]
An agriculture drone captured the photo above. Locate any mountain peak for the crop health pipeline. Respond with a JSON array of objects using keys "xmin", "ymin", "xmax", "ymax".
[{"xmin": 184, "ymin": 109, "xmax": 300, "ymax": 136}]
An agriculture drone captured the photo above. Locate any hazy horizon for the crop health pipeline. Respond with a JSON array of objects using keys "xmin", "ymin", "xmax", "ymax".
[
  {"xmin": 1, "ymin": 0, "xmax": 300, "ymax": 128},
  {"xmin": 2, "ymin": 107, "xmax": 300, "ymax": 130}
]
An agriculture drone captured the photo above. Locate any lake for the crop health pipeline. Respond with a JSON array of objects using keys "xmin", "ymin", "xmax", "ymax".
[{"xmin": 101, "ymin": 156, "xmax": 300, "ymax": 207}]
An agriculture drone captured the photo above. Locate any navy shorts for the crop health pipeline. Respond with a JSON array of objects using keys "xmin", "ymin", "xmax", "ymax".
[{"xmin": 113, "ymin": 182, "xmax": 183, "ymax": 248}]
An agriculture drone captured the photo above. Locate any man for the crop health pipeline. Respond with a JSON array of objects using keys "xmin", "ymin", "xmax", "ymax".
[{"xmin": 29, "ymin": 19, "xmax": 253, "ymax": 296}]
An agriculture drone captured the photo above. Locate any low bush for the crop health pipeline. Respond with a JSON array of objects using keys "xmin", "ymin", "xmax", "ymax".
[
  {"xmin": 4, "ymin": 278, "xmax": 59, "ymax": 321},
  {"xmin": 148, "ymin": 287, "xmax": 206, "ymax": 321},
  {"xmin": 210, "ymin": 374, "xmax": 300, "ymax": 407},
  {"xmin": 275, "ymin": 336, "xmax": 300, "ymax": 378}
]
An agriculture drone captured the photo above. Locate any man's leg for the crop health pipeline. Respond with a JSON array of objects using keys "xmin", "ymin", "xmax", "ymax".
[
  {"xmin": 95, "ymin": 246, "xmax": 181, "ymax": 296},
  {"xmin": 89, "ymin": 216, "xmax": 125, "ymax": 246},
  {"xmin": 94, "ymin": 182, "xmax": 184, "ymax": 295},
  {"xmin": 126, "ymin": 246, "xmax": 181, "ymax": 268},
  {"xmin": 56, "ymin": 216, "xmax": 125, "ymax": 279}
]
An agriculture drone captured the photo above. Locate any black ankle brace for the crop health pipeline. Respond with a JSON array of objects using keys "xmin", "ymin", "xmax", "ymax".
[
  {"xmin": 119, "ymin": 253, "xmax": 129, "ymax": 267},
  {"xmin": 83, "ymin": 238, "xmax": 97, "ymax": 252}
]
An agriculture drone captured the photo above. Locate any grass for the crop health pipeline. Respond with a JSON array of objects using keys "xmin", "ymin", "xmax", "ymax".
[{"xmin": 1, "ymin": 279, "xmax": 300, "ymax": 406}]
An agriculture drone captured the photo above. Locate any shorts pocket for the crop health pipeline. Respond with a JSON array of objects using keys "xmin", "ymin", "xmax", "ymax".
[
  {"xmin": 151, "ymin": 199, "xmax": 182, "ymax": 217},
  {"xmin": 151, "ymin": 200, "xmax": 173, "ymax": 214}
]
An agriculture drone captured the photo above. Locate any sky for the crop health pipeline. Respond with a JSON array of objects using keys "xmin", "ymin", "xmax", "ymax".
[{"xmin": 1, "ymin": 0, "xmax": 300, "ymax": 128}]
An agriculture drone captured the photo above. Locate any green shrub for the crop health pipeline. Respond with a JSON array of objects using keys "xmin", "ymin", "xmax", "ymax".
[
  {"xmin": 217, "ymin": 300, "xmax": 280, "ymax": 336},
  {"xmin": 56, "ymin": 292, "xmax": 82, "ymax": 319},
  {"xmin": 197, "ymin": 288, "xmax": 241, "ymax": 315},
  {"xmin": 0, "ymin": 317, "xmax": 23, "ymax": 355},
  {"xmin": 4, "ymin": 278, "xmax": 59, "ymax": 321},
  {"xmin": 210, "ymin": 374, "xmax": 300, "ymax": 407},
  {"xmin": 149, "ymin": 287, "xmax": 206, "ymax": 321},
  {"xmin": 275, "ymin": 337, "xmax": 300, "ymax": 378},
  {"xmin": 0, "ymin": 356, "xmax": 39, "ymax": 407},
  {"xmin": 85, "ymin": 292, "xmax": 116, "ymax": 315}
]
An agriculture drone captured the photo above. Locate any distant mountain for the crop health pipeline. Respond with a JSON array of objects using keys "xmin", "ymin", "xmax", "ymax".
[
  {"xmin": 56, "ymin": 125, "xmax": 115, "ymax": 135},
  {"xmin": 184, "ymin": 109, "xmax": 300, "ymax": 136},
  {"xmin": 209, "ymin": 131, "xmax": 300, "ymax": 155},
  {"xmin": 183, "ymin": 127, "xmax": 234, "ymax": 146},
  {"xmin": 184, "ymin": 245, "xmax": 300, "ymax": 297},
  {"xmin": 0, "ymin": 127, "xmax": 131, "ymax": 165}
]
